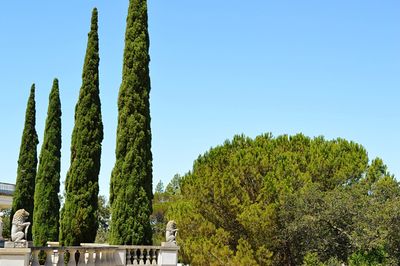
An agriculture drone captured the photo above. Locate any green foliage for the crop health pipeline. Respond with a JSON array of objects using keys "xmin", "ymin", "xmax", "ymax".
[
  {"xmin": 1, "ymin": 209, "xmax": 11, "ymax": 239},
  {"xmin": 60, "ymin": 8, "xmax": 103, "ymax": 246},
  {"xmin": 325, "ymin": 257, "xmax": 344, "ymax": 266},
  {"xmin": 32, "ymin": 79, "xmax": 62, "ymax": 246},
  {"xmin": 109, "ymin": 0, "xmax": 153, "ymax": 245},
  {"xmin": 12, "ymin": 84, "xmax": 38, "ymax": 241},
  {"xmin": 151, "ymin": 176, "xmax": 183, "ymax": 245},
  {"xmin": 348, "ymin": 247, "xmax": 389, "ymax": 266},
  {"xmin": 165, "ymin": 174, "xmax": 182, "ymax": 195},
  {"xmin": 151, "ymin": 190, "xmax": 168, "ymax": 245},
  {"xmin": 167, "ymin": 133, "xmax": 400, "ymax": 265},
  {"xmin": 230, "ymin": 238, "xmax": 260, "ymax": 266},
  {"xmin": 302, "ymin": 252, "xmax": 323, "ymax": 266},
  {"xmin": 95, "ymin": 195, "xmax": 110, "ymax": 243},
  {"xmin": 155, "ymin": 181, "xmax": 164, "ymax": 194}
]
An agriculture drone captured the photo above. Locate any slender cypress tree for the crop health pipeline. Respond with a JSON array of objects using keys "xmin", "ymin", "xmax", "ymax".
[
  {"xmin": 109, "ymin": 0, "xmax": 153, "ymax": 245},
  {"xmin": 32, "ymin": 79, "xmax": 61, "ymax": 246},
  {"xmin": 12, "ymin": 84, "xmax": 39, "ymax": 241},
  {"xmin": 59, "ymin": 8, "xmax": 103, "ymax": 246}
]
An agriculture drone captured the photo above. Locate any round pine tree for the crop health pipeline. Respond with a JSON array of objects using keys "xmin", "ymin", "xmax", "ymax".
[
  {"xmin": 109, "ymin": 0, "xmax": 153, "ymax": 245},
  {"xmin": 59, "ymin": 8, "xmax": 103, "ymax": 246},
  {"xmin": 12, "ymin": 84, "xmax": 39, "ymax": 241},
  {"xmin": 32, "ymin": 79, "xmax": 62, "ymax": 246}
]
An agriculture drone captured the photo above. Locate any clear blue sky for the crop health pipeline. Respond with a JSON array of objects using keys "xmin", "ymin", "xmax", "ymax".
[{"xmin": 0, "ymin": 1, "xmax": 399, "ymax": 198}]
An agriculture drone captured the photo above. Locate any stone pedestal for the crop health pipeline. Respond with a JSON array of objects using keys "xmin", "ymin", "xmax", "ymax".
[
  {"xmin": 4, "ymin": 241, "xmax": 28, "ymax": 248},
  {"xmin": 158, "ymin": 242, "xmax": 179, "ymax": 266},
  {"xmin": 0, "ymin": 248, "xmax": 31, "ymax": 266}
]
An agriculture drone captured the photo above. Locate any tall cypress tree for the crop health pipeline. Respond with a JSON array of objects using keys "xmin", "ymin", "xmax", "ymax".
[
  {"xmin": 32, "ymin": 79, "xmax": 61, "ymax": 246},
  {"xmin": 12, "ymin": 84, "xmax": 39, "ymax": 241},
  {"xmin": 109, "ymin": 0, "xmax": 153, "ymax": 245},
  {"xmin": 59, "ymin": 8, "xmax": 103, "ymax": 246}
]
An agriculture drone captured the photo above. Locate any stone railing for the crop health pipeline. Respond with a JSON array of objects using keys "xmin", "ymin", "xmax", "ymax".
[
  {"xmin": 30, "ymin": 246, "xmax": 117, "ymax": 265},
  {"xmin": 120, "ymin": 245, "xmax": 161, "ymax": 265},
  {"xmin": 28, "ymin": 244, "xmax": 179, "ymax": 266}
]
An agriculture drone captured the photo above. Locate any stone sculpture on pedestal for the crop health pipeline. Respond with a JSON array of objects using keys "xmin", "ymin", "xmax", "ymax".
[
  {"xmin": 165, "ymin": 220, "xmax": 178, "ymax": 245},
  {"xmin": 7, "ymin": 209, "xmax": 30, "ymax": 247},
  {"xmin": 158, "ymin": 220, "xmax": 179, "ymax": 265}
]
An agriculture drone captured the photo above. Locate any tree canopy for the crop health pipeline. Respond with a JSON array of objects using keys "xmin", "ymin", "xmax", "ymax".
[{"xmin": 167, "ymin": 133, "xmax": 400, "ymax": 265}]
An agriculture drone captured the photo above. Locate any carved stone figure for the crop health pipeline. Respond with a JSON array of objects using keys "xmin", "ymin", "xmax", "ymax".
[
  {"xmin": 11, "ymin": 209, "xmax": 30, "ymax": 242},
  {"xmin": 165, "ymin": 220, "xmax": 178, "ymax": 244}
]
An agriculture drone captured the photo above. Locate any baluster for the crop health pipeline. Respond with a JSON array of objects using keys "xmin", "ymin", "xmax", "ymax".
[
  {"xmin": 44, "ymin": 249, "xmax": 53, "ymax": 265},
  {"xmin": 151, "ymin": 249, "xmax": 158, "ymax": 265},
  {"xmin": 139, "ymin": 248, "xmax": 145, "ymax": 265},
  {"xmin": 51, "ymin": 250, "xmax": 59, "ymax": 265},
  {"xmin": 126, "ymin": 248, "xmax": 132, "ymax": 265},
  {"xmin": 30, "ymin": 249, "xmax": 40, "ymax": 266},
  {"xmin": 99, "ymin": 249, "xmax": 106, "ymax": 266},
  {"xmin": 93, "ymin": 249, "xmax": 100, "ymax": 265},
  {"xmin": 145, "ymin": 249, "xmax": 151, "ymax": 265},
  {"xmin": 75, "ymin": 249, "xmax": 81, "ymax": 265},
  {"xmin": 56, "ymin": 249, "xmax": 65, "ymax": 266},
  {"xmin": 66, "ymin": 248, "xmax": 77, "ymax": 266},
  {"xmin": 86, "ymin": 249, "xmax": 95, "ymax": 266},
  {"xmin": 82, "ymin": 249, "xmax": 87, "ymax": 265},
  {"xmin": 132, "ymin": 248, "xmax": 138, "ymax": 265}
]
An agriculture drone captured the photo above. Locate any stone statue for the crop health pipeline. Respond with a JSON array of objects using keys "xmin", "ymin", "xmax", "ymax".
[
  {"xmin": 165, "ymin": 220, "xmax": 178, "ymax": 244},
  {"xmin": 0, "ymin": 211, "xmax": 3, "ymax": 240},
  {"xmin": 11, "ymin": 209, "xmax": 30, "ymax": 242}
]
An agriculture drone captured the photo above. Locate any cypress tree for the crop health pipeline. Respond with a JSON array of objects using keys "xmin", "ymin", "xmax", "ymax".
[
  {"xmin": 32, "ymin": 79, "xmax": 61, "ymax": 246},
  {"xmin": 12, "ymin": 84, "xmax": 39, "ymax": 241},
  {"xmin": 59, "ymin": 8, "xmax": 103, "ymax": 246},
  {"xmin": 109, "ymin": 0, "xmax": 153, "ymax": 245}
]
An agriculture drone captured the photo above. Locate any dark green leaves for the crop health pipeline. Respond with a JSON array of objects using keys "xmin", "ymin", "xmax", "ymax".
[
  {"xmin": 60, "ymin": 8, "xmax": 103, "ymax": 246},
  {"xmin": 12, "ymin": 84, "xmax": 38, "ymax": 241},
  {"xmin": 33, "ymin": 79, "xmax": 62, "ymax": 246},
  {"xmin": 109, "ymin": 0, "xmax": 153, "ymax": 245}
]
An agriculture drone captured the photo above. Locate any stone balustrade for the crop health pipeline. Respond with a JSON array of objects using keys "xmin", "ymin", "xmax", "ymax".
[
  {"xmin": 31, "ymin": 246, "xmax": 118, "ymax": 266},
  {"xmin": 28, "ymin": 244, "xmax": 179, "ymax": 266},
  {"xmin": 122, "ymin": 245, "xmax": 160, "ymax": 265}
]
